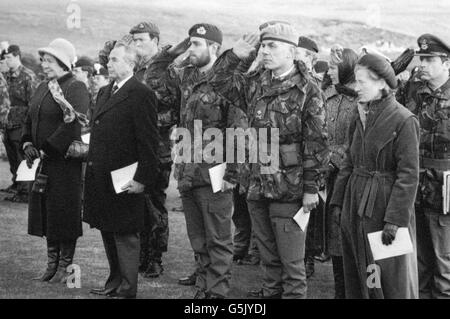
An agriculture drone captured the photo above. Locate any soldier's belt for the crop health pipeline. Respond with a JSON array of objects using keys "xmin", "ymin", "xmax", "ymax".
[{"xmin": 420, "ymin": 157, "xmax": 450, "ymax": 171}]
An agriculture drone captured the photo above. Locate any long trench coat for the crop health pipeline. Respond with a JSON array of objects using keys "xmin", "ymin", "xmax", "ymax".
[
  {"xmin": 22, "ymin": 73, "xmax": 89, "ymax": 241},
  {"xmin": 330, "ymin": 94, "xmax": 420, "ymax": 299}
]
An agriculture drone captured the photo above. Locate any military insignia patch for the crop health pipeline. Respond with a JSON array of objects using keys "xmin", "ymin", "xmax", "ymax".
[
  {"xmin": 197, "ymin": 26, "xmax": 207, "ymax": 35},
  {"xmin": 139, "ymin": 23, "xmax": 144, "ymax": 29},
  {"xmin": 420, "ymin": 39, "xmax": 428, "ymax": 50}
]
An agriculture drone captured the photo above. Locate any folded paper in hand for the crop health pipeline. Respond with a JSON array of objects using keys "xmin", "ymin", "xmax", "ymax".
[
  {"xmin": 293, "ymin": 207, "xmax": 310, "ymax": 232},
  {"xmin": 368, "ymin": 227, "xmax": 413, "ymax": 261},
  {"xmin": 16, "ymin": 159, "xmax": 41, "ymax": 181},
  {"xmin": 111, "ymin": 162, "xmax": 138, "ymax": 194},
  {"xmin": 81, "ymin": 133, "xmax": 90, "ymax": 144},
  {"xmin": 209, "ymin": 163, "xmax": 226, "ymax": 193}
]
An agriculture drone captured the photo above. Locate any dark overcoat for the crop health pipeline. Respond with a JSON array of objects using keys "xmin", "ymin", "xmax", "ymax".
[
  {"xmin": 330, "ymin": 94, "xmax": 420, "ymax": 299},
  {"xmin": 83, "ymin": 76, "xmax": 159, "ymax": 233},
  {"xmin": 22, "ymin": 73, "xmax": 89, "ymax": 241}
]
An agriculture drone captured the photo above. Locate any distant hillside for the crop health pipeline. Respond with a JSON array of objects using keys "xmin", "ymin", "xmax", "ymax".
[{"xmin": 0, "ymin": 0, "xmax": 417, "ymax": 61}]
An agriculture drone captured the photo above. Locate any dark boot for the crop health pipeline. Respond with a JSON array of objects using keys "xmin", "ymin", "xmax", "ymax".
[
  {"xmin": 139, "ymin": 231, "xmax": 150, "ymax": 273},
  {"xmin": 332, "ymin": 256, "xmax": 345, "ymax": 299},
  {"xmin": 144, "ymin": 260, "xmax": 163, "ymax": 278},
  {"xmin": 49, "ymin": 240, "xmax": 76, "ymax": 284},
  {"xmin": 33, "ymin": 240, "xmax": 60, "ymax": 281}
]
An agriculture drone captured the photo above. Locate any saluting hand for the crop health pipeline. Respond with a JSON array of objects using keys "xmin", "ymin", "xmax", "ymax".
[
  {"xmin": 233, "ymin": 32, "xmax": 260, "ymax": 59},
  {"xmin": 121, "ymin": 180, "xmax": 145, "ymax": 194},
  {"xmin": 168, "ymin": 37, "xmax": 191, "ymax": 57}
]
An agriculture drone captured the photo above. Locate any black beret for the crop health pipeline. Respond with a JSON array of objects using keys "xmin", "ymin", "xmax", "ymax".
[
  {"xmin": 298, "ymin": 36, "xmax": 318, "ymax": 53},
  {"xmin": 0, "ymin": 50, "xmax": 5, "ymax": 60},
  {"xmin": 416, "ymin": 33, "xmax": 450, "ymax": 58},
  {"xmin": 314, "ymin": 60, "xmax": 329, "ymax": 74},
  {"xmin": 358, "ymin": 53, "xmax": 397, "ymax": 89},
  {"xmin": 75, "ymin": 56, "xmax": 94, "ymax": 69},
  {"xmin": 5, "ymin": 44, "xmax": 20, "ymax": 55},
  {"xmin": 129, "ymin": 22, "xmax": 160, "ymax": 38},
  {"xmin": 188, "ymin": 23, "xmax": 222, "ymax": 45}
]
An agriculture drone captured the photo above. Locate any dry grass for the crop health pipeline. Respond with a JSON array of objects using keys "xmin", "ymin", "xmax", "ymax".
[{"xmin": 0, "ymin": 159, "xmax": 333, "ymax": 299}]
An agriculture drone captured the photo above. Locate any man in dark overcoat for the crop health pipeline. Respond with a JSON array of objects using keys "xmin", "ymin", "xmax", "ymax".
[{"xmin": 83, "ymin": 42, "xmax": 159, "ymax": 299}]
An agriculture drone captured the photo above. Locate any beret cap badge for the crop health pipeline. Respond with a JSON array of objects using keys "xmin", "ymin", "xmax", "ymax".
[
  {"xmin": 420, "ymin": 39, "xmax": 428, "ymax": 50},
  {"xmin": 197, "ymin": 26, "xmax": 207, "ymax": 35}
]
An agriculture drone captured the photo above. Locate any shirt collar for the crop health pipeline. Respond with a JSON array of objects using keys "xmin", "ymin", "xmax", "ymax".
[
  {"xmin": 272, "ymin": 64, "xmax": 295, "ymax": 80},
  {"xmin": 114, "ymin": 74, "xmax": 133, "ymax": 90}
]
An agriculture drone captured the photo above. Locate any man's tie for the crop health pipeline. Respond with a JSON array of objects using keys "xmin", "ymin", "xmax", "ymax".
[{"xmin": 111, "ymin": 84, "xmax": 119, "ymax": 96}]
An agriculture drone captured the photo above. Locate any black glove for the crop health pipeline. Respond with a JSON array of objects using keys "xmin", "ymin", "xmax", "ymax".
[
  {"xmin": 24, "ymin": 144, "xmax": 40, "ymax": 168},
  {"xmin": 167, "ymin": 37, "xmax": 191, "ymax": 58},
  {"xmin": 381, "ymin": 223, "xmax": 399, "ymax": 245}
]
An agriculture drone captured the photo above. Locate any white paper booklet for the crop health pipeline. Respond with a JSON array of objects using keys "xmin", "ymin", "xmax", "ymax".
[
  {"xmin": 367, "ymin": 227, "xmax": 414, "ymax": 261},
  {"xmin": 16, "ymin": 158, "xmax": 41, "ymax": 181},
  {"xmin": 209, "ymin": 163, "xmax": 226, "ymax": 193},
  {"xmin": 110, "ymin": 162, "xmax": 138, "ymax": 194},
  {"xmin": 81, "ymin": 133, "xmax": 91, "ymax": 144},
  {"xmin": 293, "ymin": 207, "xmax": 311, "ymax": 232}
]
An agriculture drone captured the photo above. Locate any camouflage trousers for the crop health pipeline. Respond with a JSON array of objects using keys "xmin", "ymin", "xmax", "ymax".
[{"xmin": 140, "ymin": 163, "xmax": 171, "ymax": 266}]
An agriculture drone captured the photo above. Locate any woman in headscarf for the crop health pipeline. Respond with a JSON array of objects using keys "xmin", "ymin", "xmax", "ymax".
[
  {"xmin": 329, "ymin": 54, "xmax": 420, "ymax": 298},
  {"xmin": 22, "ymin": 38, "xmax": 89, "ymax": 284},
  {"xmin": 324, "ymin": 45, "xmax": 359, "ymax": 299}
]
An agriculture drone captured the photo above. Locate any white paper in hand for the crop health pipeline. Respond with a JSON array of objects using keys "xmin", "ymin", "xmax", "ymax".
[
  {"xmin": 81, "ymin": 133, "xmax": 90, "ymax": 144},
  {"xmin": 293, "ymin": 207, "xmax": 311, "ymax": 232},
  {"xmin": 16, "ymin": 159, "xmax": 41, "ymax": 181},
  {"xmin": 209, "ymin": 163, "xmax": 226, "ymax": 193},
  {"xmin": 111, "ymin": 162, "xmax": 138, "ymax": 194},
  {"xmin": 368, "ymin": 227, "xmax": 414, "ymax": 261}
]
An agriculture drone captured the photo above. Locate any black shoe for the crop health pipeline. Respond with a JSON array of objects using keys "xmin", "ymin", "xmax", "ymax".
[
  {"xmin": 206, "ymin": 292, "xmax": 225, "ymax": 299},
  {"xmin": 106, "ymin": 291, "xmax": 136, "ymax": 299},
  {"xmin": 4, "ymin": 193, "xmax": 28, "ymax": 203},
  {"xmin": 193, "ymin": 290, "xmax": 207, "ymax": 299},
  {"xmin": 247, "ymin": 288, "xmax": 282, "ymax": 299},
  {"xmin": 0, "ymin": 184, "xmax": 17, "ymax": 194},
  {"xmin": 90, "ymin": 287, "xmax": 116, "ymax": 296},
  {"xmin": 143, "ymin": 261, "xmax": 163, "ymax": 278},
  {"xmin": 178, "ymin": 272, "xmax": 197, "ymax": 286}
]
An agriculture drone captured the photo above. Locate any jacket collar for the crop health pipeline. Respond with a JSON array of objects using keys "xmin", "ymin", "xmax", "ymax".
[{"xmin": 93, "ymin": 76, "xmax": 136, "ymax": 120}]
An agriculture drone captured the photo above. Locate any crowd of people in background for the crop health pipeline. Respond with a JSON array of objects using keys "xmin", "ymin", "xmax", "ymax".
[{"xmin": 0, "ymin": 17, "xmax": 449, "ymax": 299}]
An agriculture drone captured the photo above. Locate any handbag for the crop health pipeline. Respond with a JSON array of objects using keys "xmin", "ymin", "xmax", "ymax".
[{"xmin": 65, "ymin": 140, "xmax": 89, "ymax": 161}]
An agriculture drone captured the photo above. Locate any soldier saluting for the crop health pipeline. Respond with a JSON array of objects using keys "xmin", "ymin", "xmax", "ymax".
[{"xmin": 403, "ymin": 34, "xmax": 450, "ymax": 299}]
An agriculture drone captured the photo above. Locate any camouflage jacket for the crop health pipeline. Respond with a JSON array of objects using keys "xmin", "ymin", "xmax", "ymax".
[
  {"xmin": 402, "ymin": 77, "xmax": 450, "ymax": 212},
  {"xmin": 0, "ymin": 72, "xmax": 11, "ymax": 129},
  {"xmin": 5, "ymin": 65, "xmax": 38, "ymax": 129},
  {"xmin": 146, "ymin": 48, "xmax": 248, "ymax": 191},
  {"xmin": 137, "ymin": 48, "xmax": 179, "ymax": 166},
  {"xmin": 324, "ymin": 84, "xmax": 358, "ymax": 170},
  {"xmin": 209, "ymin": 50, "xmax": 329, "ymax": 204}
]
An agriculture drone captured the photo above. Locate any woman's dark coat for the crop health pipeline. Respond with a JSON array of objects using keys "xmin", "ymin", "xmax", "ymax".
[
  {"xmin": 22, "ymin": 73, "xmax": 89, "ymax": 241},
  {"xmin": 330, "ymin": 94, "xmax": 420, "ymax": 299}
]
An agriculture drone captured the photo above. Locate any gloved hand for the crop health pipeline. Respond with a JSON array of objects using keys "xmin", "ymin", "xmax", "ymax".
[
  {"xmin": 24, "ymin": 144, "xmax": 40, "ymax": 168},
  {"xmin": 232, "ymin": 32, "xmax": 260, "ymax": 60},
  {"xmin": 381, "ymin": 223, "xmax": 399, "ymax": 246},
  {"xmin": 167, "ymin": 37, "xmax": 191, "ymax": 58}
]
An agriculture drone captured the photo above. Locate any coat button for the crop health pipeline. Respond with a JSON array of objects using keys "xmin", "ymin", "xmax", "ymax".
[
  {"xmin": 95, "ymin": 120, "xmax": 99, "ymax": 125},
  {"xmin": 88, "ymin": 161, "xmax": 93, "ymax": 166}
]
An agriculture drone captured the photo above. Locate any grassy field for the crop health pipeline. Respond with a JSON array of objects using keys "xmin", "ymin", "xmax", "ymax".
[
  {"xmin": 0, "ymin": 159, "xmax": 334, "ymax": 299},
  {"xmin": 2, "ymin": 0, "xmax": 445, "ymax": 60}
]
